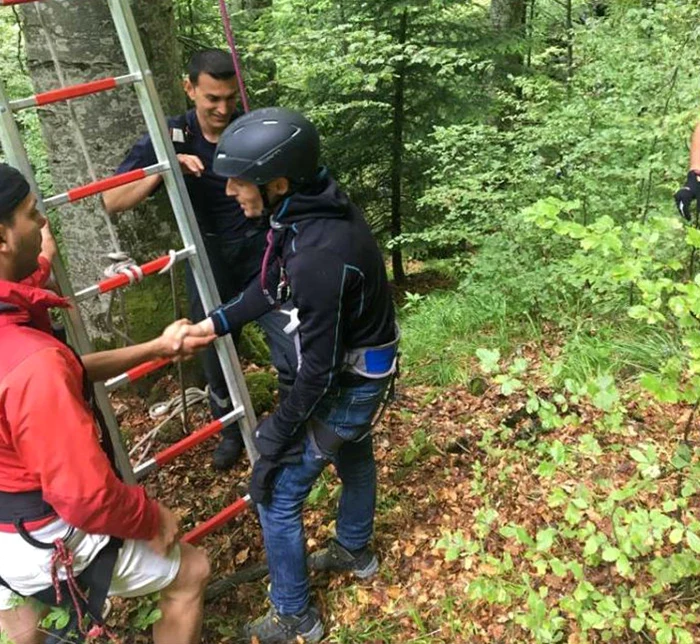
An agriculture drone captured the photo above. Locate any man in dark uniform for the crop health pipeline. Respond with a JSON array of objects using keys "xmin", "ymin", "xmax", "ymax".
[
  {"xmin": 174, "ymin": 107, "xmax": 399, "ymax": 644},
  {"xmin": 103, "ymin": 50, "xmax": 297, "ymax": 470}
]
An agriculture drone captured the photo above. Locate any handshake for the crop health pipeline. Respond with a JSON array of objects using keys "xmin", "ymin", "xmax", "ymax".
[{"xmin": 157, "ymin": 318, "xmax": 217, "ymax": 360}]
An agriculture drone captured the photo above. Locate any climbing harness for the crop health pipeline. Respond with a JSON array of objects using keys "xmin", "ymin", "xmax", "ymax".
[
  {"xmin": 0, "ymin": 310, "xmax": 124, "ymax": 643},
  {"xmin": 344, "ymin": 327, "xmax": 401, "ymax": 379}
]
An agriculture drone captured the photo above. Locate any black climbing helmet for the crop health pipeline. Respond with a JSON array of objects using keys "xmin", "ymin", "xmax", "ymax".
[{"xmin": 213, "ymin": 107, "xmax": 320, "ymax": 186}]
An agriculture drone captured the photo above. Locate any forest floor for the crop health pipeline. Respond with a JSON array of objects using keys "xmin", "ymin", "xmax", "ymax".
[{"xmin": 107, "ymin": 340, "xmax": 696, "ymax": 644}]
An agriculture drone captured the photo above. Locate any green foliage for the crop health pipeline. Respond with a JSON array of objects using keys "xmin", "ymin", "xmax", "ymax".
[
  {"xmin": 8, "ymin": 1, "xmax": 699, "ymax": 640},
  {"xmin": 399, "ymin": 428, "xmax": 435, "ymax": 465},
  {"xmin": 40, "ymin": 606, "xmax": 72, "ymax": 634},
  {"xmin": 245, "ymin": 369, "xmax": 277, "ymax": 414},
  {"xmin": 0, "ymin": 11, "xmax": 52, "ymax": 193},
  {"xmin": 129, "ymin": 593, "xmax": 163, "ymax": 631},
  {"xmin": 399, "ymin": 285, "xmax": 535, "ymax": 386}
]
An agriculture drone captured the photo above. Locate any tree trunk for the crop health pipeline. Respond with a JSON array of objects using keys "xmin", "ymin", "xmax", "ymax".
[
  {"xmin": 390, "ymin": 8, "xmax": 407, "ymax": 285},
  {"xmin": 526, "ymin": 0, "xmax": 536, "ymax": 69},
  {"xmin": 566, "ymin": 0, "xmax": 573, "ymax": 89},
  {"xmin": 490, "ymin": 0, "xmax": 526, "ymax": 31},
  {"xmin": 230, "ymin": 0, "xmax": 271, "ymax": 11},
  {"xmin": 242, "ymin": 0, "xmax": 271, "ymax": 10},
  {"xmin": 490, "ymin": 0, "xmax": 527, "ymax": 82},
  {"xmin": 20, "ymin": 0, "xmax": 184, "ymax": 340}
]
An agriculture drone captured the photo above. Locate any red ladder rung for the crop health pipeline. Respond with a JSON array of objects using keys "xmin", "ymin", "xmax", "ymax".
[
  {"xmin": 99, "ymin": 254, "xmax": 171, "ymax": 293},
  {"xmin": 43, "ymin": 162, "xmax": 167, "ymax": 209},
  {"xmin": 126, "ymin": 357, "xmax": 172, "ymax": 382},
  {"xmin": 75, "ymin": 246, "xmax": 196, "ymax": 302},
  {"xmin": 10, "ymin": 73, "xmax": 140, "ymax": 111},
  {"xmin": 183, "ymin": 495, "xmax": 251, "ymax": 545},
  {"xmin": 133, "ymin": 408, "xmax": 242, "ymax": 480},
  {"xmin": 38, "ymin": 78, "xmax": 116, "ymax": 106},
  {"xmin": 154, "ymin": 416, "xmax": 225, "ymax": 466},
  {"xmin": 74, "ymin": 246, "xmax": 195, "ymax": 301},
  {"xmin": 105, "ymin": 357, "xmax": 172, "ymax": 392},
  {"xmin": 0, "ymin": 0, "xmax": 40, "ymax": 5}
]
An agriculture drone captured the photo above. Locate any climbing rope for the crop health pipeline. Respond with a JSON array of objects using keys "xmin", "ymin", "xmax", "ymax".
[
  {"xmin": 101, "ymin": 249, "xmax": 179, "ymax": 346},
  {"xmin": 218, "ymin": 0, "xmax": 250, "ymax": 113},
  {"xmin": 165, "ymin": 250, "xmax": 191, "ymax": 433},
  {"xmin": 103, "ymin": 252, "xmax": 137, "ymax": 346},
  {"xmin": 49, "ymin": 539, "xmax": 118, "ymax": 642},
  {"xmin": 129, "ymin": 386, "xmax": 209, "ymax": 466}
]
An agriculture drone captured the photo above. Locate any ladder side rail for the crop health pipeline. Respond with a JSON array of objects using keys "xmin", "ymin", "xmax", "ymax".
[
  {"xmin": 107, "ymin": 0, "xmax": 259, "ymax": 464},
  {"xmin": 0, "ymin": 77, "xmax": 136, "ymax": 483}
]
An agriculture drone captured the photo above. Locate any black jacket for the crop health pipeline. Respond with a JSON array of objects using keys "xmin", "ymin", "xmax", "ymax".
[{"xmin": 209, "ymin": 171, "xmax": 396, "ymax": 444}]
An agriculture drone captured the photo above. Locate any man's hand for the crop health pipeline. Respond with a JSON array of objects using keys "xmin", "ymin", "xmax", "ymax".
[
  {"xmin": 177, "ymin": 154, "xmax": 205, "ymax": 178},
  {"xmin": 158, "ymin": 318, "xmax": 216, "ymax": 359},
  {"xmin": 675, "ymin": 171, "xmax": 700, "ymax": 221},
  {"xmin": 249, "ymin": 458, "xmax": 282, "ymax": 506},
  {"xmin": 253, "ymin": 415, "xmax": 288, "ymax": 461},
  {"xmin": 40, "ymin": 221, "xmax": 59, "ymax": 265},
  {"xmin": 147, "ymin": 503, "xmax": 180, "ymax": 556}
]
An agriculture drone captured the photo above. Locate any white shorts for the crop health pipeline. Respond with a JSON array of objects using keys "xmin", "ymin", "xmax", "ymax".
[{"xmin": 0, "ymin": 518, "xmax": 180, "ymax": 610}]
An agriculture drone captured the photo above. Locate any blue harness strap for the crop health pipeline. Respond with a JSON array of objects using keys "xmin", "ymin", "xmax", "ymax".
[
  {"xmin": 344, "ymin": 325, "xmax": 401, "ymax": 379},
  {"xmin": 363, "ymin": 344, "xmax": 398, "ymax": 375}
]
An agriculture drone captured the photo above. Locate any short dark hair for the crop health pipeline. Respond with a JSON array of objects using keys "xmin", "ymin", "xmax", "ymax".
[
  {"xmin": 188, "ymin": 49, "xmax": 236, "ymax": 85},
  {"xmin": 0, "ymin": 163, "xmax": 30, "ymax": 225}
]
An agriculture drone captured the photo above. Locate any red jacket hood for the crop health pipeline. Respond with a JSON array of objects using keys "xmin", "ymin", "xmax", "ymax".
[{"xmin": 0, "ymin": 280, "xmax": 69, "ymax": 335}]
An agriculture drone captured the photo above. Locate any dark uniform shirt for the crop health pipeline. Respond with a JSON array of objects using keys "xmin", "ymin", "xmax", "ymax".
[{"xmin": 116, "ymin": 108, "xmax": 262, "ymax": 242}]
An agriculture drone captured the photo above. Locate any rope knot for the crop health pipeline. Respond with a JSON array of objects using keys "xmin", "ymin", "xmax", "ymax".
[
  {"xmin": 104, "ymin": 251, "xmax": 143, "ymax": 286},
  {"xmin": 48, "ymin": 538, "xmax": 118, "ymax": 642}
]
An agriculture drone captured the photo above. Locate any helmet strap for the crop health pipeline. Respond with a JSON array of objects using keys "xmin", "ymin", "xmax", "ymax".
[
  {"xmin": 262, "ymin": 180, "xmax": 296, "ymax": 222},
  {"xmin": 260, "ymin": 185, "xmax": 273, "ymax": 213}
]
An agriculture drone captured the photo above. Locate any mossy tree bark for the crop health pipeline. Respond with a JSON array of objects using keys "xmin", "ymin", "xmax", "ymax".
[{"xmin": 20, "ymin": 0, "xmax": 185, "ymax": 340}]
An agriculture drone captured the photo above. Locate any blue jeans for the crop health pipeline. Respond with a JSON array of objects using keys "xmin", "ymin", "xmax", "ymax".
[{"xmin": 258, "ymin": 376, "xmax": 390, "ymax": 615}]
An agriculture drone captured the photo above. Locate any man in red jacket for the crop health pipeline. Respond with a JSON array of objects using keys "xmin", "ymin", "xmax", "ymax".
[{"xmin": 0, "ymin": 163, "xmax": 212, "ymax": 644}]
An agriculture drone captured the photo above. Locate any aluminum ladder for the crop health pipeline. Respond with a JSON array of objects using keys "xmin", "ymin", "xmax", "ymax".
[{"xmin": 0, "ymin": 0, "xmax": 256, "ymax": 543}]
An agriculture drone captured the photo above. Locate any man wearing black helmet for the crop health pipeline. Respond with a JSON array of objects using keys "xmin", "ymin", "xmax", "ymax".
[
  {"xmin": 174, "ymin": 107, "xmax": 399, "ymax": 643},
  {"xmin": 103, "ymin": 50, "xmax": 297, "ymax": 471}
]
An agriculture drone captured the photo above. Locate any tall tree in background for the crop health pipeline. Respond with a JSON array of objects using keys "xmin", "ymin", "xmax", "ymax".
[
  {"xmin": 390, "ymin": 8, "xmax": 408, "ymax": 283},
  {"xmin": 18, "ymin": 0, "xmax": 184, "ymax": 337},
  {"xmin": 243, "ymin": 0, "xmax": 482, "ymax": 281},
  {"xmin": 490, "ymin": 0, "xmax": 527, "ymax": 32},
  {"xmin": 490, "ymin": 0, "xmax": 527, "ymax": 93}
]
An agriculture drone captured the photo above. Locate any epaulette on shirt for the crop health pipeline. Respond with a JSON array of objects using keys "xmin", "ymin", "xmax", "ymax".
[
  {"xmin": 168, "ymin": 113, "xmax": 193, "ymax": 147},
  {"xmin": 171, "ymin": 127, "xmax": 186, "ymax": 144}
]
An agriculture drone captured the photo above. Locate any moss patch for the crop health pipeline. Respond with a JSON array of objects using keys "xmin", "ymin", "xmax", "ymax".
[
  {"xmin": 245, "ymin": 370, "xmax": 277, "ymax": 415},
  {"xmin": 239, "ymin": 323, "xmax": 271, "ymax": 364},
  {"xmin": 122, "ymin": 274, "xmax": 188, "ymax": 345}
]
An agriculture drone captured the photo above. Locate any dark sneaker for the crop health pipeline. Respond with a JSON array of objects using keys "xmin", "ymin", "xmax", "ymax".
[
  {"xmin": 212, "ymin": 435, "xmax": 244, "ymax": 471},
  {"xmin": 243, "ymin": 605, "xmax": 324, "ymax": 643},
  {"xmin": 308, "ymin": 539, "xmax": 379, "ymax": 579}
]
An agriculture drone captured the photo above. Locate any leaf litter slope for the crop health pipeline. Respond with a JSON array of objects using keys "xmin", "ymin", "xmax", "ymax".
[{"xmin": 110, "ymin": 366, "xmax": 696, "ymax": 643}]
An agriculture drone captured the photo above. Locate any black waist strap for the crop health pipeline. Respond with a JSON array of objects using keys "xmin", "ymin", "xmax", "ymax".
[
  {"xmin": 0, "ymin": 535, "xmax": 123, "ymax": 643},
  {"xmin": 0, "ymin": 489, "xmax": 55, "ymax": 525}
]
